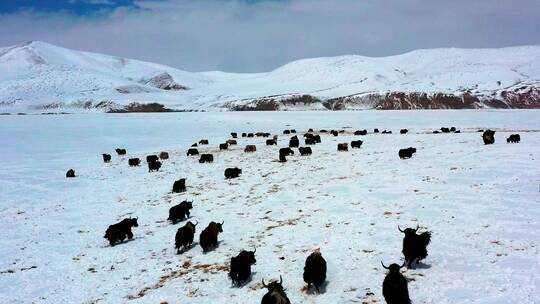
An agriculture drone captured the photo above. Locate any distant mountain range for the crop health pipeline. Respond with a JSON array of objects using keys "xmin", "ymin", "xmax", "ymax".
[{"xmin": 1, "ymin": 41, "xmax": 539, "ymax": 113}]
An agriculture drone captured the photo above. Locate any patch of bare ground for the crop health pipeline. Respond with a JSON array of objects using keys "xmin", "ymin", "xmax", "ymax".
[
  {"xmin": 265, "ymin": 216, "xmax": 306, "ymax": 231},
  {"xmin": 126, "ymin": 260, "xmax": 228, "ymax": 300},
  {"xmin": 126, "ymin": 269, "xmax": 189, "ymax": 300}
]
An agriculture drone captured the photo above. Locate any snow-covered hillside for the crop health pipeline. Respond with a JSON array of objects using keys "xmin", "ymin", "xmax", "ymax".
[{"xmin": 1, "ymin": 41, "xmax": 540, "ymax": 112}]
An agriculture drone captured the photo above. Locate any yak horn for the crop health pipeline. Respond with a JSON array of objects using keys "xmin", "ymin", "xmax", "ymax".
[
  {"xmin": 253, "ymin": 247, "xmax": 256, "ymax": 253},
  {"xmin": 193, "ymin": 221, "xmax": 199, "ymax": 226},
  {"xmin": 398, "ymin": 225, "xmax": 404, "ymax": 233},
  {"xmin": 400, "ymin": 261, "xmax": 407, "ymax": 269},
  {"xmin": 415, "ymin": 224, "xmax": 419, "ymax": 232},
  {"xmin": 261, "ymin": 279, "xmax": 267, "ymax": 288},
  {"xmin": 381, "ymin": 261, "xmax": 390, "ymax": 269},
  {"xmin": 279, "ymin": 275, "xmax": 283, "ymax": 284},
  {"xmin": 221, "ymin": 221, "xmax": 224, "ymax": 225}
]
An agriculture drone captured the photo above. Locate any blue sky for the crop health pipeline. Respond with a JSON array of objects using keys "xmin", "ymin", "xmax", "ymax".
[
  {"xmin": 1, "ymin": 0, "xmax": 539, "ymax": 72},
  {"xmin": 0, "ymin": 0, "xmax": 135, "ymax": 14}
]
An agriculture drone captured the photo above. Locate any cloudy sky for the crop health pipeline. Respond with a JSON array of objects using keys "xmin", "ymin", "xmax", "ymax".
[{"xmin": 1, "ymin": 0, "xmax": 539, "ymax": 72}]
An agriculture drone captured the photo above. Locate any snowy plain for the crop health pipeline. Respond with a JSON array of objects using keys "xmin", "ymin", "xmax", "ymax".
[{"xmin": 1, "ymin": 110, "xmax": 539, "ymax": 303}]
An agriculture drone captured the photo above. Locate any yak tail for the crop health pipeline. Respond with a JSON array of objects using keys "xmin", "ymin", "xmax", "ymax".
[{"xmin": 419, "ymin": 231, "xmax": 432, "ymax": 246}]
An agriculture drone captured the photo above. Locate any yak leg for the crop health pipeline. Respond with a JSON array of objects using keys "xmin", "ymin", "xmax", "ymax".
[
  {"xmin": 407, "ymin": 259, "xmax": 413, "ymax": 268},
  {"xmin": 127, "ymin": 229, "xmax": 133, "ymax": 239}
]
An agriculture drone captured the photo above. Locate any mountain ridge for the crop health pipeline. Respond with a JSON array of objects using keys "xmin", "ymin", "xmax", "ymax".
[{"xmin": 1, "ymin": 41, "xmax": 540, "ymax": 112}]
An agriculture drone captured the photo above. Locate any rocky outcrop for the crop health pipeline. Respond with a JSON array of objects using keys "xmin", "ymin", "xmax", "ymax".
[
  {"xmin": 144, "ymin": 73, "xmax": 188, "ymax": 91},
  {"xmin": 224, "ymin": 87, "xmax": 540, "ymax": 110},
  {"xmin": 227, "ymin": 94, "xmax": 323, "ymax": 111}
]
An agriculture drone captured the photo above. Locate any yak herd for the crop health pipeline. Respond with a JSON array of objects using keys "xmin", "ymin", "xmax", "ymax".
[{"xmin": 64, "ymin": 126, "xmax": 520, "ymax": 303}]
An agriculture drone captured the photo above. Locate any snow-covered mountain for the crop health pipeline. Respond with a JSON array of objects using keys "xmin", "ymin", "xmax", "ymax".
[{"xmin": 1, "ymin": 41, "xmax": 540, "ymax": 112}]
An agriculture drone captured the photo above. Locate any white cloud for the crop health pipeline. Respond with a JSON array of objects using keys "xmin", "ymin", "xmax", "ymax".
[{"xmin": 1, "ymin": 0, "xmax": 539, "ymax": 72}]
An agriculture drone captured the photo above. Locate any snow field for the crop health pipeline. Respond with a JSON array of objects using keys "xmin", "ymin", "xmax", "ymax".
[{"xmin": 0, "ymin": 111, "xmax": 539, "ymax": 303}]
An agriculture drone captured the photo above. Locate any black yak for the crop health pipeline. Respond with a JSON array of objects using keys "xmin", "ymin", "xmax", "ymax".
[
  {"xmin": 225, "ymin": 167, "xmax": 242, "ymax": 179},
  {"xmin": 381, "ymin": 261, "xmax": 410, "ymax": 304},
  {"xmin": 441, "ymin": 127, "xmax": 450, "ymax": 133},
  {"xmin": 279, "ymin": 147, "xmax": 294, "ymax": 156},
  {"xmin": 507, "ymin": 134, "xmax": 520, "ymax": 143},
  {"xmin": 266, "ymin": 139, "xmax": 277, "ymax": 146},
  {"xmin": 242, "ymin": 133, "xmax": 247, "ymax": 137},
  {"xmin": 115, "ymin": 148, "xmax": 127, "ymax": 155},
  {"xmin": 148, "ymin": 160, "xmax": 162, "ymax": 172},
  {"xmin": 220, "ymin": 143, "xmax": 229, "ymax": 150},
  {"xmin": 400, "ymin": 129, "xmax": 408, "ymax": 134},
  {"xmin": 283, "ymin": 130, "xmax": 291, "ymax": 134},
  {"xmin": 305, "ymin": 137, "xmax": 316, "ymax": 145},
  {"xmin": 191, "ymin": 143, "xmax": 198, "ymax": 147},
  {"xmin": 247, "ymin": 133, "xmax": 254, "ymax": 138},
  {"xmin": 102, "ymin": 153, "xmax": 112, "ymax": 163},
  {"xmin": 331, "ymin": 130, "xmax": 339, "ymax": 136},
  {"xmin": 337, "ymin": 143, "xmax": 348, "ymax": 151},
  {"xmin": 229, "ymin": 249, "xmax": 257, "ymax": 286},
  {"xmin": 313, "ymin": 135, "xmax": 321, "ymax": 143},
  {"xmin": 199, "ymin": 221, "xmax": 223, "ymax": 252},
  {"xmin": 289, "ymin": 137, "xmax": 299, "ymax": 148},
  {"xmin": 351, "ymin": 140, "xmax": 363, "ymax": 149},
  {"xmin": 186, "ymin": 148, "xmax": 199, "ymax": 156},
  {"xmin": 482, "ymin": 130, "xmax": 495, "ymax": 145},
  {"xmin": 450, "ymin": 127, "xmax": 456, "ymax": 132},
  {"xmin": 261, "ymin": 276, "xmax": 290, "ymax": 304},
  {"xmin": 374, "ymin": 128, "xmax": 379, "ymax": 133},
  {"xmin": 290, "ymin": 129, "xmax": 297, "ymax": 133},
  {"xmin": 354, "ymin": 130, "xmax": 367, "ymax": 136},
  {"xmin": 172, "ymin": 178, "xmax": 186, "ymax": 193},
  {"xmin": 128, "ymin": 158, "xmax": 140, "ymax": 166},
  {"xmin": 308, "ymin": 128, "xmax": 314, "ymax": 132},
  {"xmin": 320, "ymin": 129, "xmax": 328, "ymax": 133},
  {"xmin": 303, "ymin": 249, "xmax": 327, "ymax": 293},
  {"xmin": 245, "ymin": 145, "xmax": 257, "ymax": 152},
  {"xmin": 66, "ymin": 169, "xmax": 75, "ymax": 178},
  {"xmin": 382, "ymin": 130, "xmax": 392, "ymax": 134},
  {"xmin": 199, "ymin": 153, "xmax": 214, "ymax": 163},
  {"xmin": 146, "ymin": 154, "xmax": 159, "ymax": 163},
  {"xmin": 299, "ymin": 147, "xmax": 312, "ymax": 156},
  {"xmin": 104, "ymin": 218, "xmax": 138, "ymax": 246},
  {"xmin": 231, "ymin": 132, "xmax": 238, "ymax": 138},
  {"xmin": 159, "ymin": 152, "xmax": 169, "ymax": 160},
  {"xmin": 175, "ymin": 221, "xmax": 197, "ymax": 254},
  {"xmin": 199, "ymin": 139, "xmax": 209, "ymax": 145},
  {"xmin": 400, "ymin": 225, "xmax": 431, "ymax": 268},
  {"xmin": 168, "ymin": 201, "xmax": 193, "ymax": 224},
  {"xmin": 398, "ymin": 147, "xmax": 416, "ymax": 159},
  {"xmin": 256, "ymin": 132, "xmax": 271, "ymax": 137},
  {"xmin": 433, "ymin": 130, "xmax": 440, "ymax": 134},
  {"xmin": 279, "ymin": 152, "xmax": 287, "ymax": 163},
  {"xmin": 227, "ymin": 139, "xmax": 238, "ymax": 145}
]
